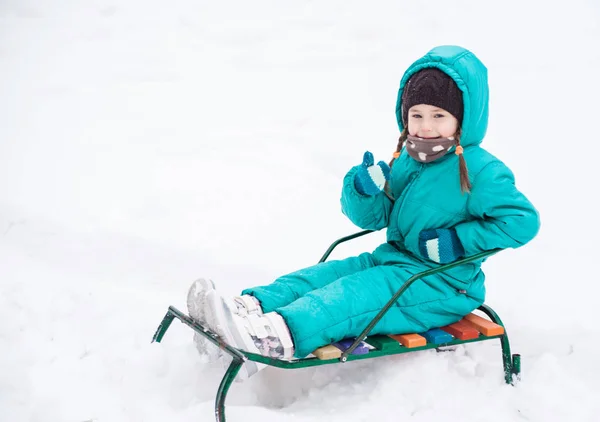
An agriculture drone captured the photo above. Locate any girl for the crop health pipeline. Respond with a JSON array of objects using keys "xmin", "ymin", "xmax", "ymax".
[{"xmin": 187, "ymin": 45, "xmax": 540, "ymax": 380}]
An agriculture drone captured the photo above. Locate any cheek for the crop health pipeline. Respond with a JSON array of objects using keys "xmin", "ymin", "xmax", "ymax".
[
  {"xmin": 439, "ymin": 121, "xmax": 458, "ymax": 137},
  {"xmin": 407, "ymin": 120, "xmax": 419, "ymax": 135}
]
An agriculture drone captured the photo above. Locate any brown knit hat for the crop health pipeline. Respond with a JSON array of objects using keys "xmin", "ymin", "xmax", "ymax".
[{"xmin": 401, "ymin": 68, "xmax": 463, "ymax": 126}]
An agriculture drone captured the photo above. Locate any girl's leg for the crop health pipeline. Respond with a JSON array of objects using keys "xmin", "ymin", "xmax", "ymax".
[
  {"xmin": 241, "ymin": 252, "xmax": 376, "ymax": 313},
  {"xmin": 275, "ymin": 265, "xmax": 481, "ymax": 358}
]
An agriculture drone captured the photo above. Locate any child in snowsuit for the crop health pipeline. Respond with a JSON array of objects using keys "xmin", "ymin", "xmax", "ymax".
[{"xmin": 187, "ymin": 45, "xmax": 540, "ymax": 380}]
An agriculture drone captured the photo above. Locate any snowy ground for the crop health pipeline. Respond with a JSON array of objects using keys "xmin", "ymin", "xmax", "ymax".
[{"xmin": 1, "ymin": 1, "xmax": 600, "ymax": 421}]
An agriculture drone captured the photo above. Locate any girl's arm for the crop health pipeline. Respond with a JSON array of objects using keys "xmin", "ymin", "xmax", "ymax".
[
  {"xmin": 454, "ymin": 161, "xmax": 540, "ymax": 255},
  {"xmin": 340, "ymin": 165, "xmax": 393, "ymax": 231}
]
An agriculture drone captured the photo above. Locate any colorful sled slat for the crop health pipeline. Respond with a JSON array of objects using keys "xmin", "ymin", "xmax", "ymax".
[
  {"xmin": 421, "ymin": 328, "xmax": 454, "ymax": 344},
  {"xmin": 441, "ymin": 320, "xmax": 480, "ymax": 340},
  {"xmin": 390, "ymin": 333, "xmax": 427, "ymax": 348},
  {"xmin": 462, "ymin": 313, "xmax": 505, "ymax": 336},
  {"xmin": 313, "ymin": 344, "xmax": 342, "ymax": 360},
  {"xmin": 309, "ymin": 314, "xmax": 504, "ymax": 361},
  {"xmin": 333, "ymin": 338, "xmax": 370, "ymax": 355},
  {"xmin": 365, "ymin": 335, "xmax": 403, "ymax": 351}
]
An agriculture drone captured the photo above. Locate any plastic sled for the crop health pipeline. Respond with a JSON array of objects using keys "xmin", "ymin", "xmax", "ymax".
[{"xmin": 152, "ymin": 230, "xmax": 521, "ymax": 422}]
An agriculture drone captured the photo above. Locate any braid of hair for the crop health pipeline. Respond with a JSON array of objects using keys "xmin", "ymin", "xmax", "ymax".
[{"xmin": 455, "ymin": 128, "xmax": 471, "ymax": 193}]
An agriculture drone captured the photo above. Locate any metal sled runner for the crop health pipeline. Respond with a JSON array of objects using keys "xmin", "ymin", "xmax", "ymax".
[{"xmin": 152, "ymin": 230, "xmax": 521, "ymax": 422}]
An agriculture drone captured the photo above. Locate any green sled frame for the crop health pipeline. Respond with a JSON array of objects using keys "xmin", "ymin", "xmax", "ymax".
[{"xmin": 152, "ymin": 230, "xmax": 521, "ymax": 422}]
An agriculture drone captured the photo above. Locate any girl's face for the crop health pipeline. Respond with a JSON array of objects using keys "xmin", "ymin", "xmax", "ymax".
[{"xmin": 407, "ymin": 104, "xmax": 459, "ymax": 139}]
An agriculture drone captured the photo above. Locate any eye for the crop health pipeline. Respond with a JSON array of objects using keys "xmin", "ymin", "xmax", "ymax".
[
  {"xmin": 433, "ymin": 113, "xmax": 445, "ymax": 118},
  {"xmin": 411, "ymin": 113, "xmax": 422, "ymax": 119}
]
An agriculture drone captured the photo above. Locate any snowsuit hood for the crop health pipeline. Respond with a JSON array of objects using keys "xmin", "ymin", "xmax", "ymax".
[{"xmin": 395, "ymin": 46, "xmax": 489, "ymax": 147}]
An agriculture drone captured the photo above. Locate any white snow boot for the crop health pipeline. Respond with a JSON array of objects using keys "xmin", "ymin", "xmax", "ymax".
[
  {"xmin": 205, "ymin": 289, "xmax": 294, "ymax": 380},
  {"xmin": 186, "ymin": 278, "xmax": 223, "ymax": 361},
  {"xmin": 187, "ymin": 278, "xmax": 265, "ymax": 364}
]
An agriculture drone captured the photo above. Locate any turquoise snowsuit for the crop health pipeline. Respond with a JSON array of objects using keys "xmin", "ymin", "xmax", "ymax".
[{"xmin": 243, "ymin": 46, "xmax": 540, "ymax": 358}]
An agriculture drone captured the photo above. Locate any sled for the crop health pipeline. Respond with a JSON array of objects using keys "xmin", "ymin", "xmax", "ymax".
[{"xmin": 152, "ymin": 230, "xmax": 521, "ymax": 422}]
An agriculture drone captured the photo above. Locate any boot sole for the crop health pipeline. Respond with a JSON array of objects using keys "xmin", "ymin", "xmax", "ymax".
[{"xmin": 186, "ymin": 278, "xmax": 221, "ymax": 358}]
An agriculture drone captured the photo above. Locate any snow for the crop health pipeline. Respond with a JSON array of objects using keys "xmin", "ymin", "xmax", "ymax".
[{"xmin": 1, "ymin": 0, "xmax": 599, "ymax": 420}]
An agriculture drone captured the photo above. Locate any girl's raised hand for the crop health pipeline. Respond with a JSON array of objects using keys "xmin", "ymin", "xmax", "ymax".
[{"xmin": 354, "ymin": 151, "xmax": 391, "ymax": 196}]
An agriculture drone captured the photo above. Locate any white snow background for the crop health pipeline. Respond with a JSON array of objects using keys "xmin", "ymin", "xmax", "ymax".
[{"xmin": 1, "ymin": 0, "xmax": 599, "ymax": 421}]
